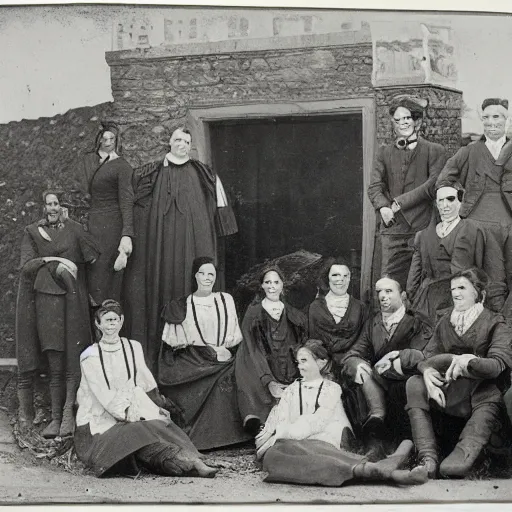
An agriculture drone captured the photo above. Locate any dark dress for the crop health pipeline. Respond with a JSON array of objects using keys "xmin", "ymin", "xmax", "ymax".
[
  {"xmin": 157, "ymin": 296, "xmax": 251, "ymax": 450},
  {"xmin": 16, "ymin": 219, "xmax": 99, "ymax": 374},
  {"xmin": 308, "ymin": 295, "xmax": 367, "ymax": 375},
  {"xmin": 80, "ymin": 153, "xmax": 134, "ymax": 304},
  {"xmin": 125, "ymin": 158, "xmax": 237, "ymax": 369},
  {"xmin": 235, "ymin": 300, "xmax": 307, "ymax": 426},
  {"xmin": 407, "ymin": 219, "xmax": 506, "ymax": 323}
]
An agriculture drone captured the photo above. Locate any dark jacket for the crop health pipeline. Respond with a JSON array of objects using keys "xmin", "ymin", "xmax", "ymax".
[
  {"xmin": 436, "ymin": 137, "xmax": 512, "ymax": 219},
  {"xmin": 368, "ymin": 138, "xmax": 447, "ymax": 232}
]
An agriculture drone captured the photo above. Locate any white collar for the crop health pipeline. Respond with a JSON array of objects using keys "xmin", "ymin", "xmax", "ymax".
[
  {"xmin": 450, "ymin": 302, "xmax": 484, "ymax": 336},
  {"xmin": 164, "ymin": 152, "xmax": 190, "ymax": 166},
  {"xmin": 301, "ymin": 377, "xmax": 324, "ymax": 389},
  {"xmin": 436, "ymin": 216, "xmax": 461, "ymax": 238},
  {"xmin": 325, "ymin": 291, "xmax": 349, "ymax": 304},
  {"xmin": 98, "ymin": 150, "xmax": 118, "ymax": 162},
  {"xmin": 382, "ymin": 304, "xmax": 406, "ymax": 329},
  {"xmin": 262, "ymin": 298, "xmax": 284, "ymax": 320},
  {"xmin": 98, "ymin": 338, "xmax": 122, "ymax": 352}
]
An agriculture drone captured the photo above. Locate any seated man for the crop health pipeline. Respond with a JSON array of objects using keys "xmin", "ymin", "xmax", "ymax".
[
  {"xmin": 341, "ymin": 277, "xmax": 433, "ymax": 446},
  {"xmin": 406, "ymin": 268, "xmax": 512, "ymax": 479}
]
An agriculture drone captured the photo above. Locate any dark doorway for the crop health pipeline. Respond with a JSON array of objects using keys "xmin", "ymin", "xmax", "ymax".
[{"xmin": 210, "ymin": 114, "xmax": 364, "ymax": 297}]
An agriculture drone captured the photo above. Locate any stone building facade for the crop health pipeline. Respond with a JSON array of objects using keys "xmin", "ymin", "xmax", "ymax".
[{"xmin": 105, "ymin": 14, "xmax": 463, "ymax": 299}]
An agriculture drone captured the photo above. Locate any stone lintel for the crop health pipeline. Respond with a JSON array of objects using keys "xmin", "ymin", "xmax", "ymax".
[
  {"xmin": 106, "ymin": 31, "xmax": 372, "ymax": 65},
  {"xmin": 375, "ymin": 83, "xmax": 463, "ymax": 95}
]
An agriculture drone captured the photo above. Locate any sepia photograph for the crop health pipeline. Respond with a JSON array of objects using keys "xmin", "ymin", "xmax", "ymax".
[{"xmin": 2, "ymin": 0, "xmax": 512, "ymax": 505}]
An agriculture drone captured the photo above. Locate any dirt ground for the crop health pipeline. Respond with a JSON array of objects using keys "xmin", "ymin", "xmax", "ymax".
[{"xmin": 2, "ymin": 370, "xmax": 512, "ymax": 505}]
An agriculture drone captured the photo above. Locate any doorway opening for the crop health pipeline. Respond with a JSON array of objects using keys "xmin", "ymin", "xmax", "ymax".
[{"xmin": 209, "ymin": 113, "xmax": 364, "ymax": 299}]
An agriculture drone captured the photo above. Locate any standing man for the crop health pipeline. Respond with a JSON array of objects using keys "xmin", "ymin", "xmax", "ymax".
[
  {"xmin": 436, "ymin": 98, "xmax": 512, "ymax": 314},
  {"xmin": 125, "ymin": 127, "xmax": 238, "ymax": 369},
  {"xmin": 368, "ymin": 95, "xmax": 447, "ymax": 289}
]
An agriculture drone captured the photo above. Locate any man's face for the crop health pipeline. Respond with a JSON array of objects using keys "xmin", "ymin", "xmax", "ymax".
[
  {"xmin": 376, "ymin": 278, "xmax": 403, "ymax": 314},
  {"xmin": 436, "ymin": 186, "xmax": 461, "ymax": 221},
  {"xmin": 169, "ymin": 129, "xmax": 191, "ymax": 158},
  {"xmin": 482, "ymin": 105, "xmax": 507, "ymax": 141},
  {"xmin": 392, "ymin": 106, "xmax": 417, "ymax": 138}
]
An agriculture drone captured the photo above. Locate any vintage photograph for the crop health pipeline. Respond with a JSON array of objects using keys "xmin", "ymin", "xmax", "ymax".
[{"xmin": 2, "ymin": 0, "xmax": 512, "ymax": 505}]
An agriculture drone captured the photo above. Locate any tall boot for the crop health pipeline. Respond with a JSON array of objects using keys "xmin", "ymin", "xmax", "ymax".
[
  {"xmin": 59, "ymin": 377, "xmax": 79, "ymax": 437},
  {"xmin": 42, "ymin": 384, "xmax": 65, "ymax": 439},
  {"xmin": 353, "ymin": 439, "xmax": 427, "ymax": 485},
  {"xmin": 17, "ymin": 388, "xmax": 35, "ymax": 432},
  {"xmin": 407, "ymin": 407, "xmax": 438, "ymax": 478},
  {"xmin": 362, "ymin": 377, "xmax": 386, "ymax": 435},
  {"xmin": 440, "ymin": 402, "xmax": 500, "ymax": 478}
]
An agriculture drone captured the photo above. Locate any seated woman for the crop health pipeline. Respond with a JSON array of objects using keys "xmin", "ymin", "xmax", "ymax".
[
  {"xmin": 157, "ymin": 256, "xmax": 250, "ymax": 450},
  {"xmin": 256, "ymin": 339, "xmax": 428, "ymax": 487},
  {"xmin": 75, "ymin": 299, "xmax": 218, "ymax": 478},
  {"xmin": 308, "ymin": 258, "xmax": 366, "ymax": 425},
  {"xmin": 17, "ymin": 189, "xmax": 99, "ymax": 439},
  {"xmin": 235, "ymin": 266, "xmax": 307, "ymax": 435},
  {"xmin": 406, "ymin": 268, "xmax": 512, "ymax": 479}
]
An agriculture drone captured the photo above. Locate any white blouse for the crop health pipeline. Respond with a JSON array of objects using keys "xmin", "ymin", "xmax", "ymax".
[
  {"xmin": 256, "ymin": 378, "xmax": 353, "ymax": 458},
  {"xmin": 162, "ymin": 292, "xmax": 242, "ymax": 361},
  {"xmin": 76, "ymin": 338, "xmax": 169, "ymax": 435}
]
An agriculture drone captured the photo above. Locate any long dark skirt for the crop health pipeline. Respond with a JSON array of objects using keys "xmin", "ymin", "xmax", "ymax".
[
  {"xmin": 87, "ymin": 209, "xmax": 125, "ymax": 304},
  {"xmin": 74, "ymin": 419, "xmax": 200, "ymax": 477},
  {"xmin": 158, "ymin": 345, "xmax": 251, "ymax": 450},
  {"xmin": 263, "ymin": 439, "xmax": 363, "ymax": 486}
]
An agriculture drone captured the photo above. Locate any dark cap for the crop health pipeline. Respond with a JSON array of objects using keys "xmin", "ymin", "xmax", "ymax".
[
  {"xmin": 481, "ymin": 98, "xmax": 509, "ymax": 111},
  {"xmin": 389, "ymin": 95, "xmax": 429, "ymax": 118},
  {"xmin": 435, "ymin": 180, "xmax": 464, "ymax": 202}
]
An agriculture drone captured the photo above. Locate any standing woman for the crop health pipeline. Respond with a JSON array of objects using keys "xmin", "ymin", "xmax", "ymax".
[
  {"xmin": 79, "ymin": 122, "xmax": 134, "ymax": 304},
  {"xmin": 157, "ymin": 256, "xmax": 250, "ymax": 450},
  {"xmin": 235, "ymin": 266, "xmax": 308, "ymax": 435},
  {"xmin": 308, "ymin": 258, "xmax": 367, "ymax": 378},
  {"xmin": 16, "ymin": 189, "xmax": 99, "ymax": 438}
]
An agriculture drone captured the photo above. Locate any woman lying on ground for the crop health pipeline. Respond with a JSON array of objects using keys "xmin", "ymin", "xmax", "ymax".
[
  {"xmin": 74, "ymin": 299, "xmax": 218, "ymax": 478},
  {"xmin": 255, "ymin": 339, "xmax": 428, "ymax": 487},
  {"xmin": 235, "ymin": 266, "xmax": 308, "ymax": 435},
  {"xmin": 158, "ymin": 256, "xmax": 251, "ymax": 450}
]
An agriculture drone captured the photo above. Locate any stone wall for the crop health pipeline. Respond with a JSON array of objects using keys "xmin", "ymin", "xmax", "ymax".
[
  {"xmin": 375, "ymin": 85, "xmax": 463, "ymax": 156},
  {"xmin": 0, "ymin": 102, "xmax": 113, "ymax": 358},
  {"xmin": 107, "ymin": 43, "xmax": 374, "ymax": 166}
]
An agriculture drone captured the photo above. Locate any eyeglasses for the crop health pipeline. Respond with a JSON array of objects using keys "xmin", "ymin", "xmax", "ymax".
[{"xmin": 393, "ymin": 116, "xmax": 413, "ymax": 123}]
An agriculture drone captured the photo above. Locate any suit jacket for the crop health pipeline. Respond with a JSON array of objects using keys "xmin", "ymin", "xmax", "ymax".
[
  {"xmin": 436, "ymin": 137, "xmax": 512, "ymax": 219},
  {"xmin": 368, "ymin": 138, "xmax": 447, "ymax": 232},
  {"xmin": 341, "ymin": 309, "xmax": 433, "ymax": 381}
]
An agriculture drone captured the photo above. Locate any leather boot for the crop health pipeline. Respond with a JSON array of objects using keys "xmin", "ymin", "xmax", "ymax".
[
  {"xmin": 407, "ymin": 407, "xmax": 438, "ymax": 479},
  {"xmin": 17, "ymin": 388, "xmax": 35, "ymax": 432},
  {"xmin": 440, "ymin": 403, "xmax": 499, "ymax": 478},
  {"xmin": 362, "ymin": 377, "xmax": 386, "ymax": 436},
  {"xmin": 42, "ymin": 384, "xmax": 65, "ymax": 439},
  {"xmin": 353, "ymin": 439, "xmax": 413, "ymax": 480},
  {"xmin": 59, "ymin": 378, "xmax": 79, "ymax": 437}
]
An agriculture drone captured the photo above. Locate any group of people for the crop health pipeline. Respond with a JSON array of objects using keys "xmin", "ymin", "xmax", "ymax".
[{"xmin": 14, "ymin": 93, "xmax": 512, "ymax": 487}]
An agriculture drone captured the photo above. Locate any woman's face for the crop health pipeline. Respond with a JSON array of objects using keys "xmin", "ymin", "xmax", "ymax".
[
  {"xmin": 297, "ymin": 348, "xmax": 325, "ymax": 381},
  {"xmin": 96, "ymin": 311, "xmax": 123, "ymax": 338},
  {"xmin": 261, "ymin": 271, "xmax": 283, "ymax": 302},
  {"xmin": 44, "ymin": 193, "xmax": 61, "ymax": 224},
  {"xmin": 328, "ymin": 264, "xmax": 350, "ymax": 296},
  {"xmin": 195, "ymin": 263, "xmax": 216, "ymax": 290},
  {"xmin": 451, "ymin": 277, "xmax": 479, "ymax": 312},
  {"xmin": 99, "ymin": 131, "xmax": 116, "ymax": 154}
]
